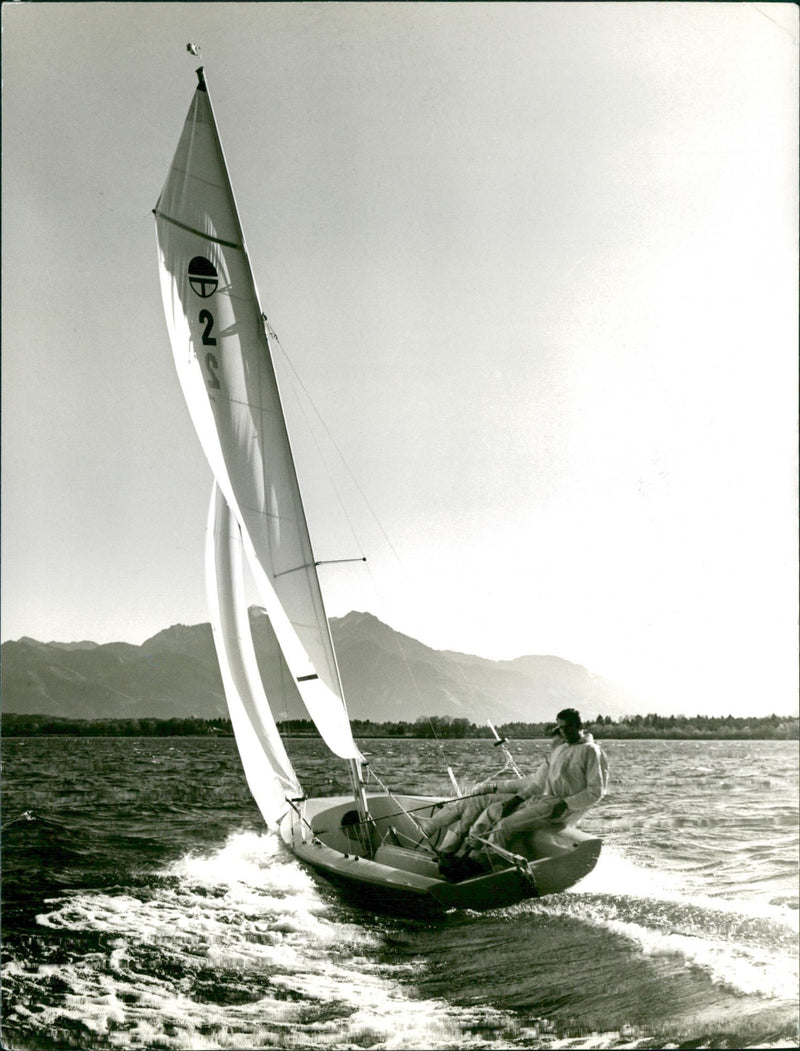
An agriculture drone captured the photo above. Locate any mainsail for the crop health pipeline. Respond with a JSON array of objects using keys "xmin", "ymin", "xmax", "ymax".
[{"xmin": 154, "ymin": 68, "xmax": 361, "ymax": 777}]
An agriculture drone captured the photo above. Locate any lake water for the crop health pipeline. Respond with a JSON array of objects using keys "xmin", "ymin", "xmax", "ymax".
[{"xmin": 2, "ymin": 736, "xmax": 798, "ymax": 1049}]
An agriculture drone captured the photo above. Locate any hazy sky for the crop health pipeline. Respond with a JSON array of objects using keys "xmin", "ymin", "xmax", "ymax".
[{"xmin": 2, "ymin": 3, "xmax": 797, "ymax": 717}]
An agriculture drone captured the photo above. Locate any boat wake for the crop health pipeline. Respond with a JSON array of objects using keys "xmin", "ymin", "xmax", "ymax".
[
  {"xmin": 3, "ymin": 831, "xmax": 514, "ymax": 1050},
  {"xmin": 2, "ymin": 830, "xmax": 797, "ymax": 1050},
  {"xmin": 373, "ymin": 844, "xmax": 798, "ymax": 1049},
  {"xmin": 547, "ymin": 846, "xmax": 798, "ymax": 1002}
]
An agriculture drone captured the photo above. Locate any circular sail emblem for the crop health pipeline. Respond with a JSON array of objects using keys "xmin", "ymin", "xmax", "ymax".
[{"xmin": 188, "ymin": 256, "xmax": 218, "ymax": 298}]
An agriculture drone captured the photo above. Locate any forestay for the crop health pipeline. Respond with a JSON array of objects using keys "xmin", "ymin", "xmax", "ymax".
[{"xmin": 154, "ymin": 70, "xmax": 360, "ymax": 763}]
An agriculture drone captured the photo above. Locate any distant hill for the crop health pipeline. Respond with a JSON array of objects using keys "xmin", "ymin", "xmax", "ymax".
[{"xmin": 0, "ymin": 610, "xmax": 640, "ymax": 724}]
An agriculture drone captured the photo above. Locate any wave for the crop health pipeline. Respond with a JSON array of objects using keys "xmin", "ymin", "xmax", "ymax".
[
  {"xmin": 558, "ymin": 846, "xmax": 798, "ymax": 1000},
  {"xmin": 3, "ymin": 831, "xmax": 798, "ymax": 1049},
  {"xmin": 3, "ymin": 730, "xmax": 798, "ymax": 1051},
  {"xmin": 4, "ymin": 831, "xmax": 517, "ymax": 1050}
]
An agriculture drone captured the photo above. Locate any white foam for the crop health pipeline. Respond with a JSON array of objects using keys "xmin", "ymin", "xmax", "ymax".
[
  {"xmin": 574, "ymin": 843, "xmax": 798, "ymax": 928},
  {"xmin": 597, "ymin": 915, "xmax": 796, "ymax": 1000},
  {"xmin": 13, "ymin": 829, "xmax": 522, "ymax": 1049},
  {"xmin": 9, "ymin": 830, "xmax": 797, "ymax": 1049},
  {"xmin": 543, "ymin": 846, "xmax": 799, "ymax": 1001}
]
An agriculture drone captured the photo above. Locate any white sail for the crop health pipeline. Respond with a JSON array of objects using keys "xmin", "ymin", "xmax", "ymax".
[
  {"xmin": 154, "ymin": 69, "xmax": 360, "ymax": 763},
  {"xmin": 206, "ymin": 483, "xmax": 301, "ymax": 825}
]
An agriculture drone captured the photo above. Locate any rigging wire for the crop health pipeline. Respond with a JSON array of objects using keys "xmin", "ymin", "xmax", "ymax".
[
  {"xmin": 267, "ymin": 322, "xmax": 527, "ymax": 790},
  {"xmin": 267, "ymin": 320, "xmax": 400, "ymax": 562},
  {"xmin": 268, "ymin": 326, "xmax": 458, "ymax": 773}
]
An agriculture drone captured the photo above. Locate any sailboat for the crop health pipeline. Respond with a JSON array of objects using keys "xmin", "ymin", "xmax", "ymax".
[{"xmin": 154, "ymin": 68, "xmax": 601, "ymax": 914}]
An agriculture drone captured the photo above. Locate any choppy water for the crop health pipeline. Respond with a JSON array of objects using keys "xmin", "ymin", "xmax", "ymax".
[{"xmin": 2, "ymin": 736, "xmax": 798, "ymax": 1049}]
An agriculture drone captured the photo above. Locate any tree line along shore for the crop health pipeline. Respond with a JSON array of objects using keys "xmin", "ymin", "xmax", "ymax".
[{"xmin": 2, "ymin": 712, "xmax": 797, "ymax": 740}]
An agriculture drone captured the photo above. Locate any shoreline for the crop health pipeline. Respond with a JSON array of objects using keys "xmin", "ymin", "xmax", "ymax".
[{"xmin": 2, "ymin": 712, "xmax": 797, "ymax": 743}]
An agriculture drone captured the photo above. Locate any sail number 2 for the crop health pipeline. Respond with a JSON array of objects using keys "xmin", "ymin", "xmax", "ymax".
[
  {"xmin": 187, "ymin": 256, "xmax": 221, "ymax": 391},
  {"xmin": 199, "ymin": 309, "xmax": 220, "ymax": 390}
]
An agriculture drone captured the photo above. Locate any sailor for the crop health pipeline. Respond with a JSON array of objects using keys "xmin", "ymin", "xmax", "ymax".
[{"xmin": 418, "ymin": 708, "xmax": 609, "ymax": 860}]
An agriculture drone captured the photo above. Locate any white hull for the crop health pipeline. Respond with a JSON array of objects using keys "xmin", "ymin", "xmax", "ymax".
[{"xmin": 280, "ymin": 793, "xmax": 601, "ymax": 914}]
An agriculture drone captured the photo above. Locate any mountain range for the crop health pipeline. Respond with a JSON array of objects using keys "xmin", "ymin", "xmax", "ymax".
[{"xmin": 0, "ymin": 610, "xmax": 641, "ymax": 725}]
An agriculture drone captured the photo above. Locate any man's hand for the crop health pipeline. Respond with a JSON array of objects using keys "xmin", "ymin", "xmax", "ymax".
[{"xmin": 500, "ymin": 795, "xmax": 524, "ymax": 818}]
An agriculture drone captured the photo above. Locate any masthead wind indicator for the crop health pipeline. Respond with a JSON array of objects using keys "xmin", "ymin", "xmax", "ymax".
[{"xmin": 186, "ymin": 42, "xmax": 202, "ymax": 56}]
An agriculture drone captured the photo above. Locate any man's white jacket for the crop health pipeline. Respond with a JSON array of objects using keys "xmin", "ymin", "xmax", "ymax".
[{"xmin": 495, "ymin": 732, "xmax": 609, "ymax": 822}]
